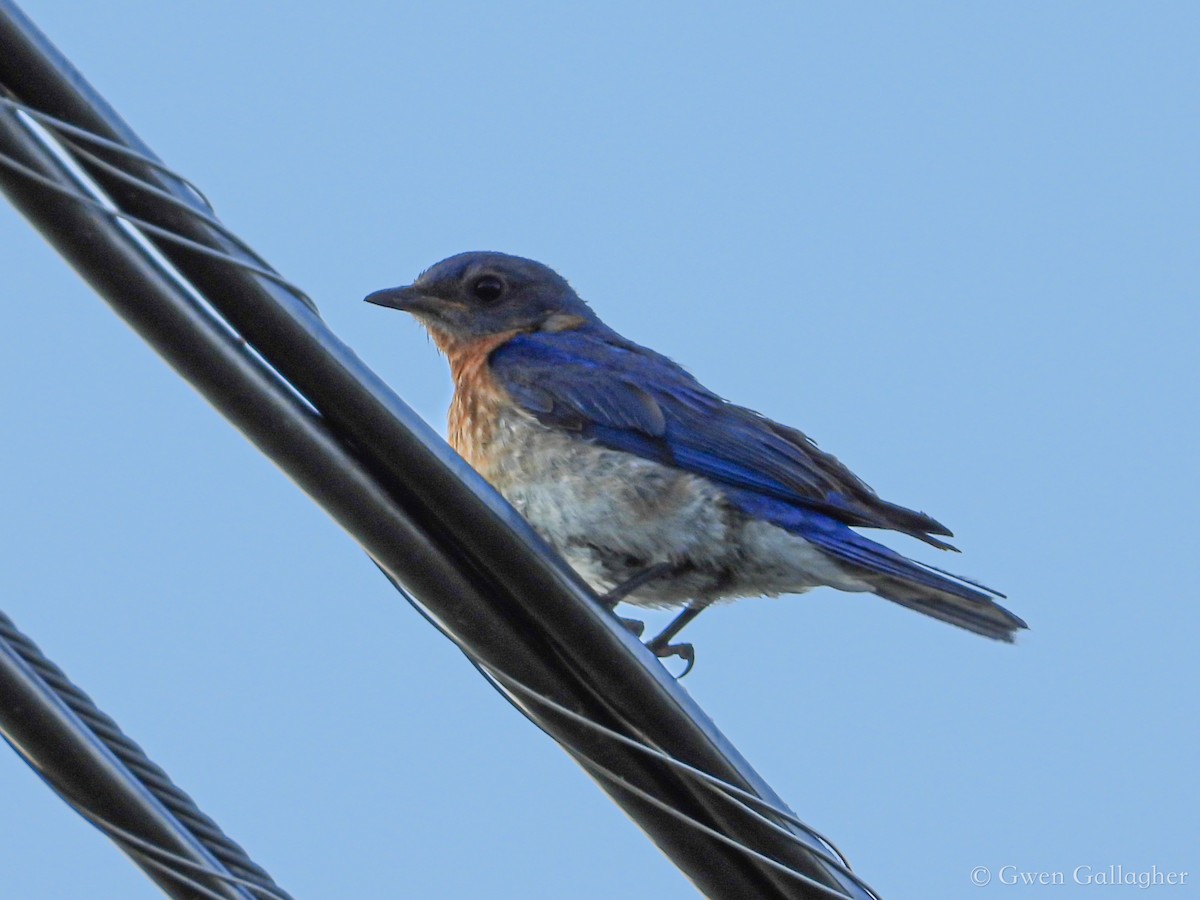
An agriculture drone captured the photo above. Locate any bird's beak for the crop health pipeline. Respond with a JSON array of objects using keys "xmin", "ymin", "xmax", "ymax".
[{"xmin": 364, "ymin": 284, "xmax": 438, "ymax": 316}]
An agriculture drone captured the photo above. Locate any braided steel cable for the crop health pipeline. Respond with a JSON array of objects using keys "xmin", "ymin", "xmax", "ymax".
[{"xmin": 0, "ymin": 609, "xmax": 293, "ymax": 900}]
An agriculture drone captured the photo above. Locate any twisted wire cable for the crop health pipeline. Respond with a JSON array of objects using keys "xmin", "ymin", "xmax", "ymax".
[
  {"xmin": 0, "ymin": 106, "xmax": 871, "ymax": 892},
  {"xmin": 2, "ymin": 91, "xmax": 880, "ymax": 898},
  {"xmin": 0, "ymin": 609, "xmax": 293, "ymax": 900},
  {"xmin": 74, "ymin": 807, "xmax": 291, "ymax": 900},
  {"xmin": 0, "ymin": 37, "xmax": 883, "ymax": 889},
  {"xmin": 387, "ymin": 570, "xmax": 883, "ymax": 900},
  {"xmin": 0, "ymin": 95, "xmax": 317, "ymax": 314}
]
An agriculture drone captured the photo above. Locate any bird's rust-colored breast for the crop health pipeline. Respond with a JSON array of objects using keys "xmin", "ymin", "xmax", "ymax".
[{"xmin": 443, "ymin": 329, "xmax": 524, "ymax": 478}]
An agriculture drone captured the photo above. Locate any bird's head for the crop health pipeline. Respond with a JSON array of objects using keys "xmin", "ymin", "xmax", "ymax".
[{"xmin": 365, "ymin": 251, "xmax": 596, "ymax": 350}]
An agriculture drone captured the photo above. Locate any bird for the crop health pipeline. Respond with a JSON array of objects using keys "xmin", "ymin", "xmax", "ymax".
[{"xmin": 366, "ymin": 251, "xmax": 1026, "ymax": 673}]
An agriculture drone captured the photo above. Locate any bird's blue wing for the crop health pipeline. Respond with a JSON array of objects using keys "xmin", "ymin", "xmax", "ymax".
[
  {"xmin": 491, "ymin": 329, "xmax": 1022, "ymax": 637},
  {"xmin": 490, "ymin": 329, "xmax": 954, "ymax": 545}
]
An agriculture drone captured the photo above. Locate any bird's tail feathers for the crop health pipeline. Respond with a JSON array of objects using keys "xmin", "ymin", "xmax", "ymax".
[
  {"xmin": 804, "ymin": 528, "xmax": 1027, "ymax": 642},
  {"xmin": 865, "ymin": 575, "xmax": 1025, "ymax": 641}
]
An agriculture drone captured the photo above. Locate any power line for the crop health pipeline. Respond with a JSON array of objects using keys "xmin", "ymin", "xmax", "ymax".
[
  {"xmin": 0, "ymin": 3, "xmax": 882, "ymax": 896},
  {"xmin": 0, "ymin": 608, "xmax": 292, "ymax": 900}
]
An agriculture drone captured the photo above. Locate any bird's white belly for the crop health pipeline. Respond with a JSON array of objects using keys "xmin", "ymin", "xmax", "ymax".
[{"xmin": 478, "ymin": 410, "xmax": 870, "ymax": 607}]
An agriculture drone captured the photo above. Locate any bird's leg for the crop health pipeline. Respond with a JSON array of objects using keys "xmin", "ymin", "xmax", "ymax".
[
  {"xmin": 599, "ymin": 562, "xmax": 676, "ymax": 609},
  {"xmin": 646, "ymin": 605, "xmax": 704, "ymax": 678},
  {"xmin": 598, "ymin": 561, "xmax": 677, "ymax": 640}
]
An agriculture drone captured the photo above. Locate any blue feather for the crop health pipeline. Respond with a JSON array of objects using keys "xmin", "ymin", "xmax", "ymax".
[
  {"xmin": 721, "ymin": 488, "xmax": 997, "ymax": 604},
  {"xmin": 491, "ymin": 328, "xmax": 956, "ymax": 544}
]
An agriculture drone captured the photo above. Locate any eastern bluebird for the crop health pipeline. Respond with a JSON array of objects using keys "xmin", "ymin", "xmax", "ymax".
[{"xmin": 366, "ymin": 252, "xmax": 1025, "ymax": 671}]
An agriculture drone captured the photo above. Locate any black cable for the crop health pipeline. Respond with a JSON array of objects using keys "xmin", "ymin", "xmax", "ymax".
[
  {"xmin": 0, "ymin": 607, "xmax": 291, "ymax": 900},
  {"xmin": 387, "ymin": 572, "xmax": 882, "ymax": 899},
  {"xmin": 0, "ymin": 92, "xmax": 784, "ymax": 897},
  {"xmin": 0, "ymin": 3, "xmax": 883, "ymax": 896}
]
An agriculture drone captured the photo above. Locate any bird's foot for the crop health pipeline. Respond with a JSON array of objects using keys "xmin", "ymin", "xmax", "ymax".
[
  {"xmin": 644, "ymin": 604, "xmax": 703, "ymax": 678},
  {"xmin": 647, "ymin": 639, "xmax": 695, "ymax": 678}
]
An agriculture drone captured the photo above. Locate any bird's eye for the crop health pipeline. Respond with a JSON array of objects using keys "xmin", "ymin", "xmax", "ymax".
[{"xmin": 472, "ymin": 275, "xmax": 504, "ymax": 303}]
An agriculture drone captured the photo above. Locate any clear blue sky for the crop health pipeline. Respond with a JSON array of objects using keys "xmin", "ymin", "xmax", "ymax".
[{"xmin": 1, "ymin": 2, "xmax": 1196, "ymax": 897}]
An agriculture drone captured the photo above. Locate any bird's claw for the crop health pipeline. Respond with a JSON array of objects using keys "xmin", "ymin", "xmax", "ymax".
[{"xmin": 649, "ymin": 641, "xmax": 695, "ymax": 678}]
